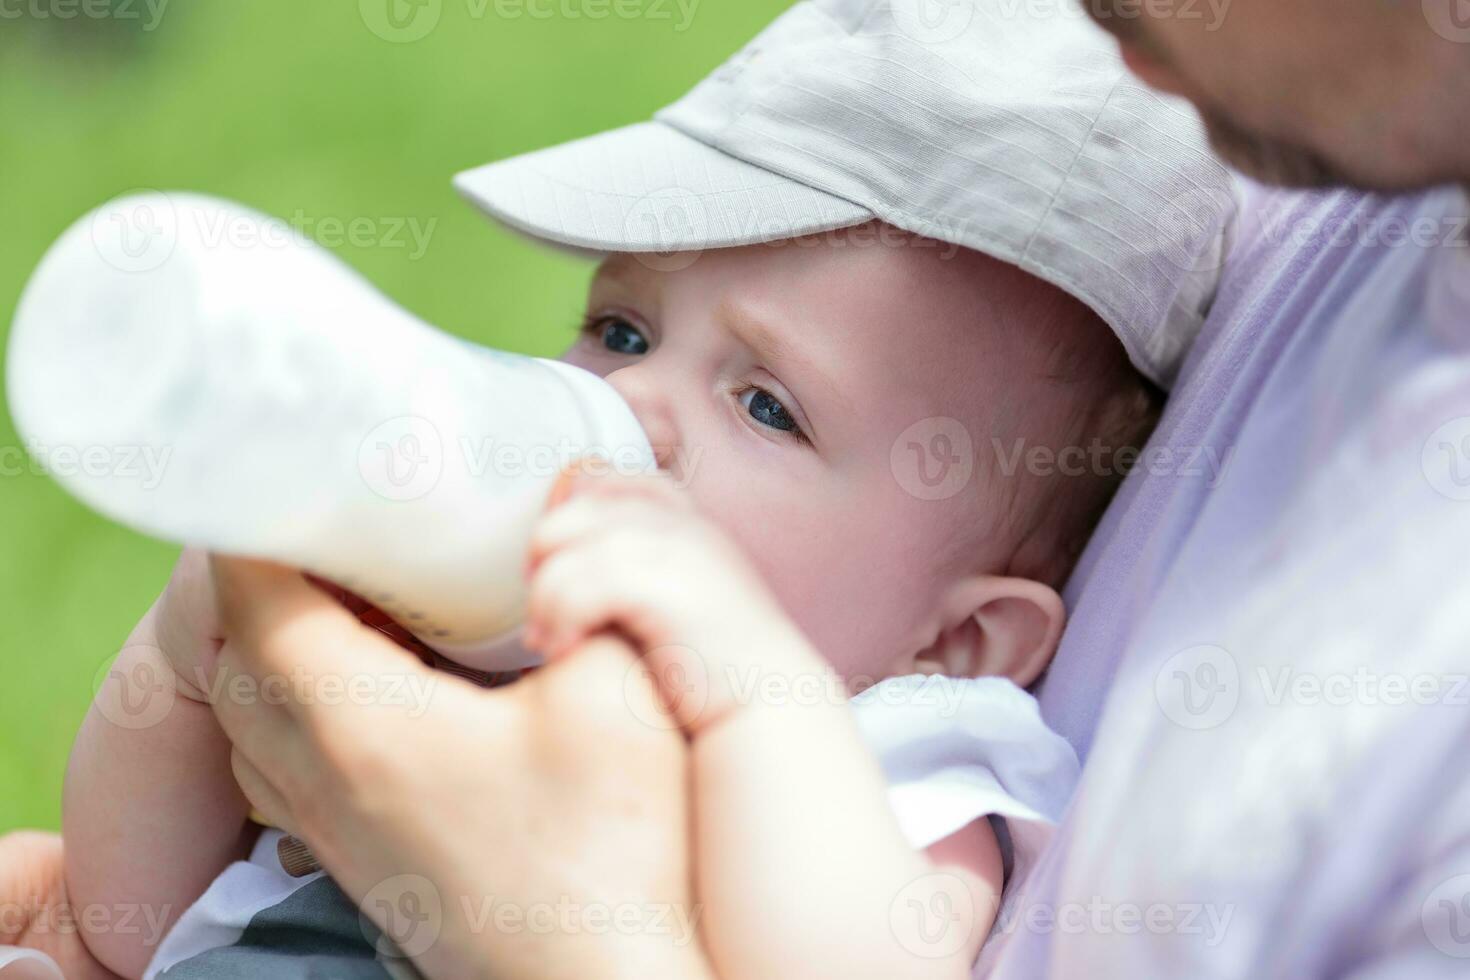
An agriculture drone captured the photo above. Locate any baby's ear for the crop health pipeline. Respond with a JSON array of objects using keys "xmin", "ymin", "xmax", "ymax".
[{"xmin": 911, "ymin": 576, "xmax": 1065, "ymax": 687}]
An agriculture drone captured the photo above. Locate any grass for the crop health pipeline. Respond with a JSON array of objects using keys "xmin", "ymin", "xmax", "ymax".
[{"xmin": 0, "ymin": 0, "xmax": 791, "ymax": 831}]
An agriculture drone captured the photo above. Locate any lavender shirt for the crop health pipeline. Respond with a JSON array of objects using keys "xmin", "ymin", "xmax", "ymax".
[{"xmin": 981, "ymin": 178, "xmax": 1470, "ymax": 977}]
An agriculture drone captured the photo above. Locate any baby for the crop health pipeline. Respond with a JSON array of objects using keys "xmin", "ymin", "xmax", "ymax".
[
  {"xmin": 521, "ymin": 230, "xmax": 1158, "ymax": 979},
  {"xmin": 60, "ymin": 0, "xmax": 1231, "ymax": 976}
]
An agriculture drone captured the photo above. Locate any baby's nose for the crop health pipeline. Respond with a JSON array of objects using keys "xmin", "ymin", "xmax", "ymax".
[{"xmin": 605, "ymin": 365, "xmax": 680, "ymax": 473}]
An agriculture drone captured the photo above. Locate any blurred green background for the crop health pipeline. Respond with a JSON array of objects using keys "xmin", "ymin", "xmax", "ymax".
[{"xmin": 0, "ymin": 0, "xmax": 789, "ymax": 831}]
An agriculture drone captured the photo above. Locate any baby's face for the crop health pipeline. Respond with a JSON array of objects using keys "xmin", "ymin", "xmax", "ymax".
[{"xmin": 561, "ymin": 231, "xmax": 1044, "ymax": 684}]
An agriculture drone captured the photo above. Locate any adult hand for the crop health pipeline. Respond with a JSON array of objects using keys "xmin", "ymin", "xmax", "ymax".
[
  {"xmin": 0, "ymin": 833, "xmax": 121, "ymax": 980},
  {"xmin": 208, "ymin": 557, "xmax": 712, "ymax": 980}
]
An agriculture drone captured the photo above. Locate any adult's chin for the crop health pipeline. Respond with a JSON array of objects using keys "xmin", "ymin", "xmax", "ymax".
[{"xmin": 1200, "ymin": 108, "xmax": 1353, "ymax": 190}]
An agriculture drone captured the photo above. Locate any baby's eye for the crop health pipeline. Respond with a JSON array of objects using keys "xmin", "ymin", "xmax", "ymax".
[
  {"xmin": 740, "ymin": 388, "xmax": 803, "ymax": 438},
  {"xmin": 585, "ymin": 315, "xmax": 650, "ymax": 355}
]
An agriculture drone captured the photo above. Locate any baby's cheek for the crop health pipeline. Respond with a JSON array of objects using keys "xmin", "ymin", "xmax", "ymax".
[
  {"xmin": 748, "ymin": 505, "xmax": 932, "ymax": 681},
  {"xmin": 679, "ymin": 455, "xmax": 942, "ymax": 681}
]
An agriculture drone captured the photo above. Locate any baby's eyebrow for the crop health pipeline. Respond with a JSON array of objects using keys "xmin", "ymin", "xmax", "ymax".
[{"xmin": 715, "ymin": 297, "xmax": 850, "ymax": 418}]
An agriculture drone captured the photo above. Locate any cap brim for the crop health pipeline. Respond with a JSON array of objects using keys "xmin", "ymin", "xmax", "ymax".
[{"xmin": 453, "ymin": 121, "xmax": 873, "ymax": 256}]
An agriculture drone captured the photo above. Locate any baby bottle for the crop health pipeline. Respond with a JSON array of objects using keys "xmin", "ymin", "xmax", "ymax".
[{"xmin": 6, "ymin": 193, "xmax": 653, "ymax": 670}]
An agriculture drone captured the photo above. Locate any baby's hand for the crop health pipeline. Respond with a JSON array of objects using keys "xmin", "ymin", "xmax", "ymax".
[{"xmin": 525, "ymin": 468, "xmax": 828, "ymax": 733}]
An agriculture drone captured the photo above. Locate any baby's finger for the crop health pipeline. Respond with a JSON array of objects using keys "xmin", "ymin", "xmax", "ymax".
[
  {"xmin": 551, "ymin": 462, "xmax": 687, "ymax": 510},
  {"xmin": 527, "ymin": 494, "xmax": 676, "ymax": 575},
  {"xmin": 526, "ymin": 543, "xmax": 663, "ymax": 660}
]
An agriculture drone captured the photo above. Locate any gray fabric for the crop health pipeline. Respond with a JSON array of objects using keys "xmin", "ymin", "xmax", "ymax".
[{"xmin": 157, "ymin": 878, "xmax": 412, "ymax": 980}]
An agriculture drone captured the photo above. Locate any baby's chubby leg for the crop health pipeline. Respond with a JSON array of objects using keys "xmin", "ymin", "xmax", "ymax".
[{"xmin": 525, "ymin": 470, "xmax": 988, "ymax": 980}]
